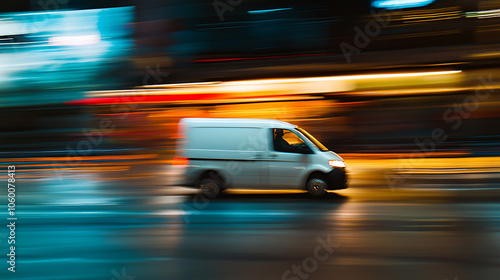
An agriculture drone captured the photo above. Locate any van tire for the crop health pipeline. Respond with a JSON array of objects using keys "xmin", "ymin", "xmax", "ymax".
[
  {"xmin": 199, "ymin": 178, "xmax": 221, "ymax": 199},
  {"xmin": 306, "ymin": 174, "xmax": 327, "ymax": 197}
]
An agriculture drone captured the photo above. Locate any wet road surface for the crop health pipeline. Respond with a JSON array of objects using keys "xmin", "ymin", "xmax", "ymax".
[{"xmin": 4, "ymin": 177, "xmax": 500, "ymax": 280}]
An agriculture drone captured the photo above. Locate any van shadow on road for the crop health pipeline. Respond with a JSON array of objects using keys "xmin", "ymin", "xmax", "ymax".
[
  {"xmin": 184, "ymin": 191, "xmax": 348, "ymax": 203},
  {"xmin": 179, "ymin": 191, "xmax": 349, "ymax": 221}
]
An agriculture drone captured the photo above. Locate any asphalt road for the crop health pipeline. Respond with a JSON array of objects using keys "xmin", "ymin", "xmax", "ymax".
[{"xmin": 3, "ymin": 177, "xmax": 500, "ymax": 280}]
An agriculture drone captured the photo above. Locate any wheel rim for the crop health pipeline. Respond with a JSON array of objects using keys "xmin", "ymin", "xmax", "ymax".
[
  {"xmin": 308, "ymin": 178, "xmax": 326, "ymax": 196},
  {"xmin": 200, "ymin": 180, "xmax": 219, "ymax": 198}
]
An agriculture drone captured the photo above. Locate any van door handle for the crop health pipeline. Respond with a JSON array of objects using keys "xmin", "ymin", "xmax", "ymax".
[
  {"xmin": 269, "ymin": 154, "xmax": 277, "ymax": 159},
  {"xmin": 254, "ymin": 153, "xmax": 263, "ymax": 160}
]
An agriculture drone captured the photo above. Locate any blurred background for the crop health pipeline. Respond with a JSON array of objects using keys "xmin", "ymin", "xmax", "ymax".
[{"xmin": 2, "ymin": 0, "xmax": 500, "ymax": 280}]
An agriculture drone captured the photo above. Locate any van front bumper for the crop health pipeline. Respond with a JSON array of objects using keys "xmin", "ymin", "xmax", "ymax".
[{"xmin": 326, "ymin": 168, "xmax": 348, "ymax": 190}]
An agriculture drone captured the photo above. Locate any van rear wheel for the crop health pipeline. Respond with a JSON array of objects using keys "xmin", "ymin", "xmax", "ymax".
[
  {"xmin": 306, "ymin": 175, "xmax": 327, "ymax": 197},
  {"xmin": 199, "ymin": 178, "xmax": 221, "ymax": 199}
]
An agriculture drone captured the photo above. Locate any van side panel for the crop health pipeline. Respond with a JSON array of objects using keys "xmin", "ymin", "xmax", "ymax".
[
  {"xmin": 185, "ymin": 127, "xmax": 268, "ymax": 189},
  {"xmin": 186, "ymin": 127, "xmax": 267, "ymax": 154}
]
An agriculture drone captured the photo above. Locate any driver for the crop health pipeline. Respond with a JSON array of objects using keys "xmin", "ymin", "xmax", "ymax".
[{"xmin": 274, "ymin": 129, "xmax": 292, "ymax": 152}]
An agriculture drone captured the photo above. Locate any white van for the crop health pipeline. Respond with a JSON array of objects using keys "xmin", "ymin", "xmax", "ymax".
[{"xmin": 173, "ymin": 118, "xmax": 347, "ymax": 198}]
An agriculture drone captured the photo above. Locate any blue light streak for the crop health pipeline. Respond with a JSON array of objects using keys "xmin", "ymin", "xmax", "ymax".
[
  {"xmin": 248, "ymin": 8, "xmax": 292, "ymax": 14},
  {"xmin": 372, "ymin": 0, "xmax": 435, "ymax": 10}
]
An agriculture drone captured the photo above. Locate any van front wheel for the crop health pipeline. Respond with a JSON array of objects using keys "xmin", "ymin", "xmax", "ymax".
[
  {"xmin": 199, "ymin": 178, "xmax": 221, "ymax": 199},
  {"xmin": 306, "ymin": 175, "xmax": 327, "ymax": 197}
]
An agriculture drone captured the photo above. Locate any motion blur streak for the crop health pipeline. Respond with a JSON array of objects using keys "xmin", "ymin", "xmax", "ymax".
[
  {"xmin": 372, "ymin": 0, "xmax": 436, "ymax": 9},
  {"xmin": 48, "ymin": 34, "xmax": 101, "ymax": 46},
  {"xmin": 4, "ymin": 0, "xmax": 500, "ymax": 279},
  {"xmin": 76, "ymin": 70, "xmax": 461, "ymax": 106}
]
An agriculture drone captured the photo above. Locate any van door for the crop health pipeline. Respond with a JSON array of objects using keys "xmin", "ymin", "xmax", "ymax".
[
  {"xmin": 187, "ymin": 127, "xmax": 267, "ymax": 189},
  {"xmin": 222, "ymin": 127, "xmax": 268, "ymax": 189},
  {"xmin": 267, "ymin": 128, "xmax": 311, "ymax": 189}
]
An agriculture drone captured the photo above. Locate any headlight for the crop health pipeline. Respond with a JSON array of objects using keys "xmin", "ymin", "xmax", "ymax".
[{"xmin": 329, "ymin": 160, "xmax": 346, "ymax": 168}]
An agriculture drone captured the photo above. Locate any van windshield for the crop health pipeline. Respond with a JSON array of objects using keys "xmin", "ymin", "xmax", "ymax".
[{"xmin": 295, "ymin": 128, "xmax": 329, "ymax": 152}]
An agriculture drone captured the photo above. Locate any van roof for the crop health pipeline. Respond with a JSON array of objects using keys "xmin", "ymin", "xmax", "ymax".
[{"xmin": 180, "ymin": 118, "xmax": 296, "ymax": 129}]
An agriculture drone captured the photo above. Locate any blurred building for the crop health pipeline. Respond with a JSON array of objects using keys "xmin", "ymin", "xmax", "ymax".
[{"xmin": 4, "ymin": 0, "xmax": 500, "ymax": 157}]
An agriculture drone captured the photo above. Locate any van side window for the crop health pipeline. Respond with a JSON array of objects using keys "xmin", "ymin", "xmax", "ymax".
[{"xmin": 273, "ymin": 129, "xmax": 308, "ymax": 153}]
